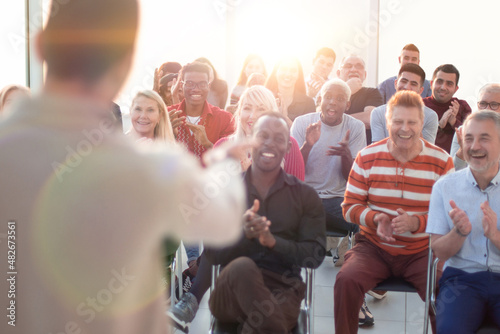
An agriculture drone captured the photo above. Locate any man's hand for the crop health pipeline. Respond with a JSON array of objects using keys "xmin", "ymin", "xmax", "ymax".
[
  {"xmin": 243, "ymin": 200, "xmax": 275, "ymax": 248},
  {"xmin": 305, "ymin": 121, "xmax": 321, "ymax": 147},
  {"xmin": 168, "ymin": 109, "xmax": 185, "ymax": 137},
  {"xmin": 375, "ymin": 212, "xmax": 395, "ymax": 242},
  {"xmin": 345, "ymin": 78, "xmax": 363, "ymax": 95},
  {"xmin": 481, "ymin": 201, "xmax": 499, "ymax": 240},
  {"xmin": 449, "ymin": 200, "xmax": 472, "ymax": 237},
  {"xmin": 326, "ymin": 130, "xmax": 351, "ymax": 158},
  {"xmin": 439, "ymin": 100, "xmax": 459, "ymax": 128},
  {"xmin": 153, "ymin": 67, "xmax": 163, "ymax": 92},
  {"xmin": 306, "ymin": 75, "xmax": 325, "ymax": 98},
  {"xmin": 185, "ymin": 123, "xmax": 213, "ymax": 149},
  {"xmin": 170, "ymin": 77, "xmax": 182, "ymax": 105},
  {"xmin": 391, "ymin": 208, "xmax": 419, "ymax": 234}
]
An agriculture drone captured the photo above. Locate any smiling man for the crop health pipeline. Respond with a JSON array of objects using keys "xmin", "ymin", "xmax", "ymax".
[
  {"xmin": 423, "ymin": 64, "xmax": 471, "ymax": 153},
  {"xmin": 371, "ymin": 63, "xmax": 438, "ymax": 144},
  {"xmin": 427, "ymin": 110, "xmax": 500, "ymax": 333},
  {"xmin": 306, "ymin": 47, "xmax": 336, "ymax": 99},
  {"xmin": 168, "ymin": 61, "xmax": 234, "ymax": 160},
  {"xmin": 206, "ymin": 113, "xmax": 326, "ymax": 333},
  {"xmin": 377, "ymin": 44, "xmax": 432, "ymax": 103},
  {"xmin": 335, "ymin": 90, "xmax": 454, "ymax": 333},
  {"xmin": 291, "ymin": 79, "xmax": 365, "ymax": 242}
]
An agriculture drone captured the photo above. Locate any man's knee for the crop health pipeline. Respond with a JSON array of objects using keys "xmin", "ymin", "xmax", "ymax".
[{"xmin": 221, "ymin": 257, "xmax": 260, "ymax": 282}]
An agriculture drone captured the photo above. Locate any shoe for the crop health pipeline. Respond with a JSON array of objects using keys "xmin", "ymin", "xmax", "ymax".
[
  {"xmin": 367, "ymin": 289, "xmax": 388, "ymax": 300},
  {"xmin": 334, "ymin": 236, "xmax": 349, "ymax": 267},
  {"xmin": 166, "ymin": 292, "xmax": 199, "ymax": 333},
  {"xmin": 174, "ymin": 267, "xmax": 195, "ymax": 299},
  {"xmin": 358, "ymin": 299, "xmax": 374, "ymax": 327}
]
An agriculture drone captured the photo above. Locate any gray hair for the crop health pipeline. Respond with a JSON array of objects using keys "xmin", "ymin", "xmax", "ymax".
[
  {"xmin": 320, "ymin": 78, "xmax": 352, "ymax": 100},
  {"xmin": 464, "ymin": 110, "xmax": 500, "ymax": 135}
]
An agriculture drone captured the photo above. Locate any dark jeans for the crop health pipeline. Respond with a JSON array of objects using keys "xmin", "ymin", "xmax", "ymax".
[
  {"xmin": 209, "ymin": 257, "xmax": 305, "ymax": 334},
  {"xmin": 436, "ymin": 267, "xmax": 500, "ymax": 333},
  {"xmin": 322, "ymin": 197, "xmax": 359, "ymax": 234}
]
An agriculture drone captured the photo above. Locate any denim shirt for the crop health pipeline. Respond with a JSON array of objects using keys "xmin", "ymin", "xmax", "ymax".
[{"xmin": 427, "ymin": 167, "xmax": 500, "ymax": 273}]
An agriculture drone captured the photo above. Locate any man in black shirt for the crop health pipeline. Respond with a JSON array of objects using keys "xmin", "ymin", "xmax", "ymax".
[{"xmin": 207, "ymin": 113, "xmax": 326, "ymax": 333}]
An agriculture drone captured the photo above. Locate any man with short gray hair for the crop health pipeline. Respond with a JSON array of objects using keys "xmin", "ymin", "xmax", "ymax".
[
  {"xmin": 291, "ymin": 78, "xmax": 366, "ymax": 265},
  {"xmin": 427, "ymin": 110, "xmax": 500, "ymax": 333},
  {"xmin": 337, "ymin": 55, "xmax": 383, "ymax": 144}
]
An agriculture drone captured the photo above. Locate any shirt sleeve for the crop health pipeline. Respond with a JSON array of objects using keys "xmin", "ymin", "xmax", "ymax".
[
  {"xmin": 370, "ymin": 106, "xmax": 387, "ymax": 143},
  {"xmin": 342, "ymin": 153, "xmax": 378, "ymax": 229},
  {"xmin": 284, "ymin": 136, "xmax": 305, "ymax": 181},
  {"xmin": 290, "ymin": 117, "xmax": 306, "ymax": 147},
  {"xmin": 426, "ymin": 178, "xmax": 452, "ymax": 235},
  {"xmin": 272, "ymin": 185, "xmax": 326, "ymax": 269},
  {"xmin": 423, "ymin": 107, "xmax": 438, "ymax": 144}
]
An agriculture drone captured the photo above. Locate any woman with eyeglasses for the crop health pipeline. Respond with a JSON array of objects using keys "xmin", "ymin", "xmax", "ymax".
[{"xmin": 265, "ymin": 57, "xmax": 315, "ymax": 126}]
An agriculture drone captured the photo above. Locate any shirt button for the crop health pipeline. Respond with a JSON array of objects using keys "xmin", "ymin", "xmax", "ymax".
[{"xmin": 484, "ymin": 254, "xmax": 487, "ymax": 257}]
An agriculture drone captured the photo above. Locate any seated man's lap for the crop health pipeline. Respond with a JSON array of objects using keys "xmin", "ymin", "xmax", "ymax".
[
  {"xmin": 436, "ymin": 267, "xmax": 491, "ymax": 333},
  {"xmin": 335, "ymin": 234, "xmax": 392, "ymax": 292},
  {"xmin": 209, "ymin": 257, "xmax": 304, "ymax": 329}
]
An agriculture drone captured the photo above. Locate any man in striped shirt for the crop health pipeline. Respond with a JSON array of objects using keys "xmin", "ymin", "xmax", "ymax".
[{"xmin": 334, "ymin": 90, "xmax": 454, "ymax": 334}]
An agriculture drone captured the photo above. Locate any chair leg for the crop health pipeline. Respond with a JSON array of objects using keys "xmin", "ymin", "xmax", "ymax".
[{"xmin": 304, "ymin": 268, "xmax": 314, "ymax": 334}]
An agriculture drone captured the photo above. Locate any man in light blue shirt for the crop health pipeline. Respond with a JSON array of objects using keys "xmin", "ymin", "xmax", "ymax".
[
  {"xmin": 427, "ymin": 110, "xmax": 500, "ymax": 333},
  {"xmin": 371, "ymin": 63, "xmax": 438, "ymax": 144},
  {"xmin": 378, "ymin": 44, "xmax": 432, "ymax": 104}
]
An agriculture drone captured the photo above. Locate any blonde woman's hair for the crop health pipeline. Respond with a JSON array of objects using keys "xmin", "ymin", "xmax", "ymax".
[
  {"xmin": 131, "ymin": 90, "xmax": 174, "ymax": 142},
  {"xmin": 233, "ymin": 86, "xmax": 279, "ymax": 140}
]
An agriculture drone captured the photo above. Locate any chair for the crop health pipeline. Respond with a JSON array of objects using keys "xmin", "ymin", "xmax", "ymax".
[
  {"xmin": 428, "ymin": 258, "xmax": 500, "ymax": 334},
  {"xmin": 368, "ymin": 237, "xmax": 433, "ymax": 334},
  {"xmin": 209, "ymin": 265, "xmax": 315, "ymax": 334}
]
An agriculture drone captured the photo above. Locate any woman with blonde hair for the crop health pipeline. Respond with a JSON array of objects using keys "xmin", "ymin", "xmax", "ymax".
[
  {"xmin": 128, "ymin": 90, "xmax": 174, "ymax": 142},
  {"xmin": 215, "ymin": 85, "xmax": 305, "ymax": 180}
]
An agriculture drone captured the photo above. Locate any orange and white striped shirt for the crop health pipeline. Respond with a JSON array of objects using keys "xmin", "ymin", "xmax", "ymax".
[{"xmin": 342, "ymin": 138, "xmax": 454, "ymax": 255}]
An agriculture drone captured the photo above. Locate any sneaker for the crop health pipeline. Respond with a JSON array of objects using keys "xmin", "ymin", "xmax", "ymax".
[
  {"xmin": 367, "ymin": 289, "xmax": 388, "ymax": 300},
  {"xmin": 358, "ymin": 299, "xmax": 374, "ymax": 327},
  {"xmin": 334, "ymin": 236, "xmax": 349, "ymax": 267},
  {"xmin": 166, "ymin": 292, "xmax": 199, "ymax": 333}
]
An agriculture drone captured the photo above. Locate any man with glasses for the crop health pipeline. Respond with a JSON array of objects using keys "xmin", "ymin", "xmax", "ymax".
[
  {"xmin": 451, "ymin": 83, "xmax": 500, "ymax": 170},
  {"xmin": 337, "ymin": 55, "xmax": 383, "ymax": 144},
  {"xmin": 168, "ymin": 61, "xmax": 235, "ymax": 160},
  {"xmin": 168, "ymin": 61, "xmax": 235, "ymax": 293},
  {"xmin": 423, "ymin": 64, "xmax": 472, "ymax": 153}
]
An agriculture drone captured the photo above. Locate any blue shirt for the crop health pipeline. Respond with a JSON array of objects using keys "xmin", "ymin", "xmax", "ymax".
[
  {"xmin": 427, "ymin": 167, "xmax": 500, "ymax": 273},
  {"xmin": 378, "ymin": 75, "xmax": 432, "ymax": 104}
]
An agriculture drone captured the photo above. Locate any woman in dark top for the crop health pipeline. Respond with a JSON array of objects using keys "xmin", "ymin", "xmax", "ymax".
[{"xmin": 265, "ymin": 57, "xmax": 315, "ymax": 125}]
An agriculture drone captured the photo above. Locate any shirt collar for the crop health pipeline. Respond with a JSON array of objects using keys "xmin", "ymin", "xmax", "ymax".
[
  {"xmin": 465, "ymin": 166, "xmax": 500, "ymax": 188},
  {"xmin": 244, "ymin": 167, "xmax": 298, "ymax": 199}
]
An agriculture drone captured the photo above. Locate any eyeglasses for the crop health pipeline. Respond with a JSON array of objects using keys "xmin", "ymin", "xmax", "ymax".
[
  {"xmin": 341, "ymin": 63, "xmax": 365, "ymax": 70},
  {"xmin": 182, "ymin": 81, "xmax": 209, "ymax": 90},
  {"xmin": 478, "ymin": 101, "xmax": 500, "ymax": 111}
]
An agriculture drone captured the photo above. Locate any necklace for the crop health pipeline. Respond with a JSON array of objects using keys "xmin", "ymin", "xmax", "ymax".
[{"xmin": 186, "ymin": 115, "xmax": 201, "ymax": 125}]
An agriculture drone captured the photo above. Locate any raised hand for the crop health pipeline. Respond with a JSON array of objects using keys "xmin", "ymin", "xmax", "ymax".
[
  {"xmin": 185, "ymin": 123, "xmax": 212, "ymax": 148},
  {"xmin": 481, "ymin": 201, "xmax": 498, "ymax": 240},
  {"xmin": 448, "ymin": 200, "xmax": 472, "ymax": 237},
  {"xmin": 305, "ymin": 121, "xmax": 321, "ymax": 147},
  {"xmin": 327, "ymin": 129, "xmax": 351, "ymax": 157}
]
